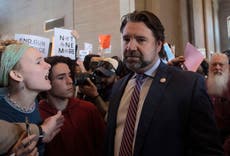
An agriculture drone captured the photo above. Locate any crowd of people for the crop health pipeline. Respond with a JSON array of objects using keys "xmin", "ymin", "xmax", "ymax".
[{"xmin": 0, "ymin": 10, "xmax": 229, "ymax": 156}]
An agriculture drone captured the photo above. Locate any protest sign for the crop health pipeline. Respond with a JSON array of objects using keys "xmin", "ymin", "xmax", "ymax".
[
  {"xmin": 84, "ymin": 42, "xmax": 93, "ymax": 53},
  {"xmin": 53, "ymin": 28, "xmax": 76, "ymax": 60},
  {"xmin": 184, "ymin": 42, "xmax": 204, "ymax": 72},
  {"xmin": 79, "ymin": 50, "xmax": 89, "ymax": 61},
  {"xmin": 163, "ymin": 43, "xmax": 175, "ymax": 61},
  {"xmin": 98, "ymin": 34, "xmax": 111, "ymax": 49},
  {"xmin": 15, "ymin": 34, "xmax": 50, "ymax": 57}
]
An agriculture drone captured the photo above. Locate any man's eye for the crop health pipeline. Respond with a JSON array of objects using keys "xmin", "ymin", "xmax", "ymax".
[
  {"xmin": 57, "ymin": 76, "xmax": 64, "ymax": 80},
  {"xmin": 123, "ymin": 37, "xmax": 130, "ymax": 42},
  {"xmin": 136, "ymin": 38, "xmax": 146, "ymax": 42}
]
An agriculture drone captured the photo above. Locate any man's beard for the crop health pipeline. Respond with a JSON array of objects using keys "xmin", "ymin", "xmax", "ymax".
[
  {"xmin": 123, "ymin": 50, "xmax": 151, "ymax": 72},
  {"xmin": 207, "ymin": 70, "xmax": 229, "ymax": 96}
]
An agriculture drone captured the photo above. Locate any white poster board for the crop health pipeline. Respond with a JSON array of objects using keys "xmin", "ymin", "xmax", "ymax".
[
  {"xmin": 84, "ymin": 42, "xmax": 93, "ymax": 53},
  {"xmin": 15, "ymin": 34, "xmax": 50, "ymax": 57},
  {"xmin": 79, "ymin": 50, "xmax": 90, "ymax": 61},
  {"xmin": 53, "ymin": 28, "xmax": 76, "ymax": 60}
]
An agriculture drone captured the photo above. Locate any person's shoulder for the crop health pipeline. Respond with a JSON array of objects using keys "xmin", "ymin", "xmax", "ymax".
[
  {"xmin": 0, "ymin": 95, "xmax": 5, "ymax": 100},
  {"xmin": 115, "ymin": 73, "xmax": 133, "ymax": 85},
  {"xmin": 38, "ymin": 100, "xmax": 57, "ymax": 117},
  {"xmin": 0, "ymin": 96, "xmax": 8, "ymax": 106},
  {"xmin": 69, "ymin": 97, "xmax": 98, "ymax": 111},
  {"xmin": 38, "ymin": 99, "xmax": 51, "ymax": 111},
  {"xmin": 38, "ymin": 99, "xmax": 47, "ymax": 106},
  {"xmin": 0, "ymin": 96, "xmax": 8, "ymax": 112},
  {"xmin": 164, "ymin": 66, "xmax": 205, "ymax": 86},
  {"xmin": 167, "ymin": 65, "xmax": 202, "ymax": 79},
  {"xmin": 0, "ymin": 87, "xmax": 8, "ymax": 96},
  {"xmin": 69, "ymin": 98, "xmax": 103, "ymax": 118},
  {"xmin": 38, "ymin": 99, "xmax": 50, "ymax": 113}
]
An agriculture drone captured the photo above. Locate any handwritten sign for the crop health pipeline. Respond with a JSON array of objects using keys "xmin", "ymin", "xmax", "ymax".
[
  {"xmin": 15, "ymin": 34, "xmax": 50, "ymax": 57},
  {"xmin": 53, "ymin": 28, "xmax": 76, "ymax": 60}
]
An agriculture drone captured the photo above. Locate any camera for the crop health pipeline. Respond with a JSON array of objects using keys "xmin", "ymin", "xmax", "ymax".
[{"xmin": 74, "ymin": 72, "xmax": 101, "ymax": 87}]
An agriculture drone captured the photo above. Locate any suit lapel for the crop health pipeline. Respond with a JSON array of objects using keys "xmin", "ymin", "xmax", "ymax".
[
  {"xmin": 134, "ymin": 62, "xmax": 172, "ymax": 156},
  {"xmin": 107, "ymin": 73, "xmax": 133, "ymax": 156},
  {"xmin": 110, "ymin": 74, "xmax": 133, "ymax": 119}
]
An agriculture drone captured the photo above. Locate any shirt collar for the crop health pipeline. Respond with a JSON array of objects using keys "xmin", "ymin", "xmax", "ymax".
[{"xmin": 144, "ymin": 59, "xmax": 161, "ymax": 77}]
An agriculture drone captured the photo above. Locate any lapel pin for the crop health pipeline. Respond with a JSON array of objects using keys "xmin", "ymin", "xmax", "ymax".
[{"xmin": 160, "ymin": 78, "xmax": 166, "ymax": 83}]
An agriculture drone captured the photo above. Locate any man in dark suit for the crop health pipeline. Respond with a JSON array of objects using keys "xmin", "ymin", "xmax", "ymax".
[{"xmin": 105, "ymin": 10, "xmax": 223, "ymax": 156}]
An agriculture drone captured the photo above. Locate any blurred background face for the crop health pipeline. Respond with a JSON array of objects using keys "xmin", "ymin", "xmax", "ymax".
[
  {"xmin": 75, "ymin": 64, "xmax": 82, "ymax": 74},
  {"xmin": 48, "ymin": 63, "xmax": 74, "ymax": 99},
  {"xmin": 89, "ymin": 57, "xmax": 103, "ymax": 72},
  {"xmin": 210, "ymin": 55, "xmax": 229, "ymax": 76},
  {"xmin": 100, "ymin": 75, "xmax": 116, "ymax": 89},
  {"xmin": 16, "ymin": 48, "xmax": 51, "ymax": 91},
  {"xmin": 207, "ymin": 55, "xmax": 229, "ymax": 96},
  {"xmin": 122, "ymin": 22, "xmax": 162, "ymax": 73}
]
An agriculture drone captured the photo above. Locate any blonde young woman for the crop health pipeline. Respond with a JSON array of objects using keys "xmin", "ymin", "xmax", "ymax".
[{"xmin": 0, "ymin": 43, "xmax": 64, "ymax": 155}]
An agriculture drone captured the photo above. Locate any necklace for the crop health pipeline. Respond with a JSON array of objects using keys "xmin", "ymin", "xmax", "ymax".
[{"xmin": 6, "ymin": 94, "xmax": 35, "ymax": 113}]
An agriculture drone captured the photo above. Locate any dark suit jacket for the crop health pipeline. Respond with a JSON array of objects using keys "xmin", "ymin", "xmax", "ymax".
[{"xmin": 106, "ymin": 62, "xmax": 223, "ymax": 156}]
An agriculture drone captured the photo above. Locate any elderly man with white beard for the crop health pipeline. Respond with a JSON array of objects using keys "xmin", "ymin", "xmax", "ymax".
[{"xmin": 207, "ymin": 52, "xmax": 230, "ymax": 156}]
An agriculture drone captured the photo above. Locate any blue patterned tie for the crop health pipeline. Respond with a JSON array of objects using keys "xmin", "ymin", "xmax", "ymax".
[{"xmin": 119, "ymin": 74, "xmax": 146, "ymax": 156}]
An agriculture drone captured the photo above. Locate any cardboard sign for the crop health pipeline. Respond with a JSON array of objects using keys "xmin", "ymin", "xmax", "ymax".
[
  {"xmin": 15, "ymin": 34, "xmax": 50, "ymax": 57},
  {"xmin": 53, "ymin": 28, "xmax": 76, "ymax": 60},
  {"xmin": 184, "ymin": 42, "xmax": 204, "ymax": 72}
]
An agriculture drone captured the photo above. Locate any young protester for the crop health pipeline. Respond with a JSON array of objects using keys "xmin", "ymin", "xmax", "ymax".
[
  {"xmin": 0, "ymin": 43, "xmax": 64, "ymax": 155},
  {"xmin": 39, "ymin": 56, "xmax": 106, "ymax": 156}
]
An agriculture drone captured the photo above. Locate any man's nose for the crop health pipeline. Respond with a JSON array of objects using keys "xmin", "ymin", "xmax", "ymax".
[
  {"xmin": 127, "ymin": 39, "xmax": 137, "ymax": 51},
  {"xmin": 67, "ymin": 76, "xmax": 73, "ymax": 84},
  {"xmin": 215, "ymin": 64, "xmax": 222, "ymax": 70}
]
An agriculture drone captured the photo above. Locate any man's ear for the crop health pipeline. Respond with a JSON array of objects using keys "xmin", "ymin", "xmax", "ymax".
[
  {"xmin": 156, "ymin": 41, "xmax": 163, "ymax": 53},
  {"xmin": 9, "ymin": 70, "xmax": 23, "ymax": 82}
]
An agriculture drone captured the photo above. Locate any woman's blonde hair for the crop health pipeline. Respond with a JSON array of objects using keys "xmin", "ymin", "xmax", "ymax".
[{"xmin": 0, "ymin": 42, "xmax": 31, "ymax": 87}]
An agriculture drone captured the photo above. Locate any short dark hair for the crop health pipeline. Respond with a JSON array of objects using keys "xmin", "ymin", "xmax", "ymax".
[
  {"xmin": 83, "ymin": 54, "xmax": 100, "ymax": 71},
  {"xmin": 222, "ymin": 49, "xmax": 230, "ymax": 64},
  {"xmin": 45, "ymin": 56, "xmax": 75, "ymax": 80},
  {"xmin": 120, "ymin": 10, "xmax": 165, "ymax": 43}
]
